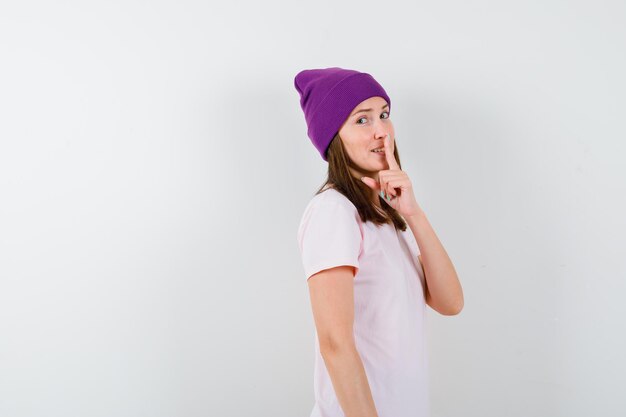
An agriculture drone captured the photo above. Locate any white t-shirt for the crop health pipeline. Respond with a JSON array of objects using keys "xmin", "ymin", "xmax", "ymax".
[{"xmin": 297, "ymin": 187, "xmax": 430, "ymax": 417}]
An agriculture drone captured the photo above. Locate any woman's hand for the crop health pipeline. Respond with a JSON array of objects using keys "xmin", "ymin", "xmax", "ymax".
[{"xmin": 361, "ymin": 134, "xmax": 423, "ymax": 218}]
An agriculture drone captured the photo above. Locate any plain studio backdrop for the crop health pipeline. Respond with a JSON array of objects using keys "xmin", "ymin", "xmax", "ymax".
[{"xmin": 1, "ymin": 1, "xmax": 625, "ymax": 416}]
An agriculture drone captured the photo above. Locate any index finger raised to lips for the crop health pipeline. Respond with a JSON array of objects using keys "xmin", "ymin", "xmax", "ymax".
[{"xmin": 384, "ymin": 134, "xmax": 399, "ymax": 170}]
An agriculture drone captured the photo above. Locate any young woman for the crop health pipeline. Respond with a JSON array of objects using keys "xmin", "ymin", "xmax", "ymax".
[{"xmin": 295, "ymin": 67, "xmax": 464, "ymax": 417}]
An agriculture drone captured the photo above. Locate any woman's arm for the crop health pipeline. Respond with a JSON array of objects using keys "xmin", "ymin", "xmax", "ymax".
[
  {"xmin": 406, "ymin": 211, "xmax": 464, "ymax": 315},
  {"xmin": 308, "ymin": 265, "xmax": 379, "ymax": 417},
  {"xmin": 320, "ymin": 344, "xmax": 378, "ymax": 417}
]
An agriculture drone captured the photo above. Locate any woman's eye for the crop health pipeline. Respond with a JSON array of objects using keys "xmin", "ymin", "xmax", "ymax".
[{"xmin": 357, "ymin": 111, "xmax": 390, "ymax": 125}]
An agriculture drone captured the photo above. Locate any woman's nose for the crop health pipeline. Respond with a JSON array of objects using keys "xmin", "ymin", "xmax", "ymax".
[
  {"xmin": 372, "ymin": 119, "xmax": 389, "ymax": 137},
  {"xmin": 374, "ymin": 125, "xmax": 388, "ymax": 139}
]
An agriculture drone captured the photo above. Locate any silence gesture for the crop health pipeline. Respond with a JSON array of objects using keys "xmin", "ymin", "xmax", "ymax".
[{"xmin": 360, "ymin": 134, "xmax": 423, "ymax": 218}]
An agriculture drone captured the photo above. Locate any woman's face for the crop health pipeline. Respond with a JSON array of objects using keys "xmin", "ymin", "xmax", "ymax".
[{"xmin": 337, "ymin": 96, "xmax": 395, "ymax": 178}]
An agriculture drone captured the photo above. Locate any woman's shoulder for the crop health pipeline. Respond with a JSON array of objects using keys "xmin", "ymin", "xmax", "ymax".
[
  {"xmin": 298, "ymin": 186, "xmax": 360, "ymax": 231},
  {"xmin": 297, "ymin": 186, "xmax": 363, "ymax": 242},
  {"xmin": 308, "ymin": 186, "xmax": 357, "ymax": 212}
]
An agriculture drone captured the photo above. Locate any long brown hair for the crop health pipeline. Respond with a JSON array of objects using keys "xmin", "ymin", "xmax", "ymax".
[{"xmin": 314, "ymin": 132, "xmax": 408, "ymax": 231}]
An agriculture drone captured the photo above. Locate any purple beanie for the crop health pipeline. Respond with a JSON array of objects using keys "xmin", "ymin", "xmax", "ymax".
[{"xmin": 294, "ymin": 67, "xmax": 391, "ymax": 161}]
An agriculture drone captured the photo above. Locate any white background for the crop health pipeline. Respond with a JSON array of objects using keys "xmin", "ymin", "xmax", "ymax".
[{"xmin": 1, "ymin": 1, "xmax": 625, "ymax": 416}]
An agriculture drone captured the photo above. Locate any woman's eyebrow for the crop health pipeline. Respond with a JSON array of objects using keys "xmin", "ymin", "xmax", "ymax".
[{"xmin": 350, "ymin": 103, "xmax": 389, "ymax": 117}]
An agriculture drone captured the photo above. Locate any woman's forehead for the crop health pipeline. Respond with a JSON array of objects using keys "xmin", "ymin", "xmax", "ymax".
[{"xmin": 350, "ymin": 96, "xmax": 389, "ymax": 116}]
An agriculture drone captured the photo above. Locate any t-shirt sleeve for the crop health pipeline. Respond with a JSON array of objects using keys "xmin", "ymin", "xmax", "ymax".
[{"xmin": 297, "ymin": 199, "xmax": 363, "ymax": 281}]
